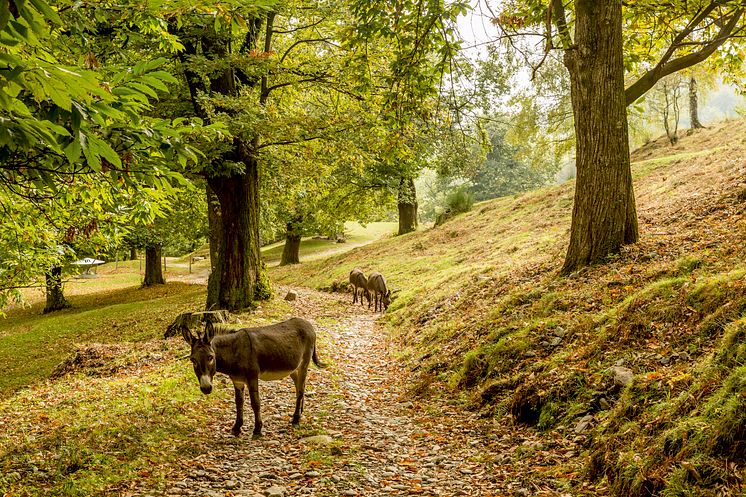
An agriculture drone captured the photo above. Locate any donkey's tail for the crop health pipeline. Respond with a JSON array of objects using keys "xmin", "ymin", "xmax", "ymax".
[{"xmin": 312, "ymin": 344, "xmax": 327, "ymax": 369}]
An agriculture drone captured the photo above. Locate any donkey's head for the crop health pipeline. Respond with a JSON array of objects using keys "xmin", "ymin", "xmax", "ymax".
[
  {"xmin": 182, "ymin": 323, "xmax": 217, "ymax": 395},
  {"xmin": 382, "ymin": 289, "xmax": 391, "ymax": 310}
]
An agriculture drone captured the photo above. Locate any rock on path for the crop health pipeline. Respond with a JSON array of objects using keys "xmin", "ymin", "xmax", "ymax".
[{"xmin": 131, "ymin": 287, "xmax": 598, "ymax": 497}]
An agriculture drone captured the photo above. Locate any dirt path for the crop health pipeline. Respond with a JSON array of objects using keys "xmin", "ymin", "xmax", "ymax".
[{"xmin": 134, "ymin": 287, "xmax": 588, "ymax": 497}]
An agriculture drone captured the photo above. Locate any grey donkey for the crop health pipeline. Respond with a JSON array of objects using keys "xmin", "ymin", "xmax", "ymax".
[{"xmin": 183, "ymin": 317, "xmax": 325, "ymax": 438}]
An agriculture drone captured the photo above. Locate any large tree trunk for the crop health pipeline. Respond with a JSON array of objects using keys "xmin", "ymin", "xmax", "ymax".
[
  {"xmin": 206, "ymin": 152, "xmax": 264, "ymax": 310},
  {"xmin": 44, "ymin": 266, "xmax": 70, "ymax": 313},
  {"xmin": 397, "ymin": 176, "xmax": 418, "ymax": 235},
  {"xmin": 689, "ymin": 77, "xmax": 704, "ymax": 129},
  {"xmin": 143, "ymin": 244, "xmax": 165, "ymax": 286},
  {"xmin": 178, "ymin": 18, "xmax": 270, "ymax": 311},
  {"xmin": 206, "ymin": 183, "xmax": 222, "ymax": 308},
  {"xmin": 280, "ymin": 218, "xmax": 302, "ymax": 266},
  {"xmin": 561, "ymin": 0, "xmax": 638, "ymax": 275}
]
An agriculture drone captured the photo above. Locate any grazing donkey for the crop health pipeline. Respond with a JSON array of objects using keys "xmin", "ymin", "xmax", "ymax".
[
  {"xmin": 367, "ymin": 271, "xmax": 392, "ymax": 312},
  {"xmin": 349, "ymin": 268, "xmax": 371, "ymax": 306},
  {"xmin": 182, "ymin": 317, "xmax": 325, "ymax": 438}
]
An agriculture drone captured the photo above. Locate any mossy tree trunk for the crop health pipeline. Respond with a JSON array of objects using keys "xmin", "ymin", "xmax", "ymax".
[
  {"xmin": 44, "ymin": 266, "xmax": 70, "ymax": 313},
  {"xmin": 689, "ymin": 77, "xmax": 704, "ymax": 129},
  {"xmin": 206, "ymin": 183, "xmax": 222, "ymax": 308},
  {"xmin": 560, "ymin": 0, "xmax": 638, "ymax": 274},
  {"xmin": 280, "ymin": 217, "xmax": 302, "ymax": 266},
  {"xmin": 143, "ymin": 244, "xmax": 165, "ymax": 286},
  {"xmin": 397, "ymin": 176, "xmax": 418, "ymax": 235},
  {"xmin": 206, "ymin": 153, "xmax": 264, "ymax": 310}
]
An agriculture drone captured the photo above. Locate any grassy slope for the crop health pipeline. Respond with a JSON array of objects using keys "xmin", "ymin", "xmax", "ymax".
[
  {"xmin": 272, "ymin": 120, "xmax": 746, "ymax": 495},
  {"xmin": 0, "ymin": 280, "xmax": 205, "ymax": 392},
  {"xmin": 260, "ymin": 221, "xmax": 398, "ymax": 266}
]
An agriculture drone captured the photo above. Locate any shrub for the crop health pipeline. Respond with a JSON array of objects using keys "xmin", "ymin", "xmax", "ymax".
[{"xmin": 435, "ymin": 186, "xmax": 475, "ymax": 226}]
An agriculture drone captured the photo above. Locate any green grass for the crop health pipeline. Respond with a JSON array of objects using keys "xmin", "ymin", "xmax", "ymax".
[
  {"xmin": 0, "ymin": 278, "xmax": 301, "ymax": 496},
  {"xmin": 0, "ymin": 283, "xmax": 205, "ymax": 394},
  {"xmin": 261, "ymin": 221, "xmax": 397, "ymax": 266}
]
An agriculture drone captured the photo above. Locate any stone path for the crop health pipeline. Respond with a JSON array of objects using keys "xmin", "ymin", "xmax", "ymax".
[{"xmin": 134, "ymin": 287, "xmax": 593, "ymax": 497}]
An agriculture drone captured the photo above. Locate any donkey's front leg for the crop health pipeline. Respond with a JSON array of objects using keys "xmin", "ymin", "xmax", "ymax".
[
  {"xmin": 248, "ymin": 377, "xmax": 263, "ymax": 438},
  {"xmin": 231, "ymin": 382, "xmax": 245, "ymax": 437}
]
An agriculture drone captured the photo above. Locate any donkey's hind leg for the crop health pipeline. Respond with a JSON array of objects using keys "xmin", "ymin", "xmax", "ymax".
[
  {"xmin": 247, "ymin": 377, "xmax": 263, "ymax": 438},
  {"xmin": 290, "ymin": 369, "xmax": 307, "ymax": 425}
]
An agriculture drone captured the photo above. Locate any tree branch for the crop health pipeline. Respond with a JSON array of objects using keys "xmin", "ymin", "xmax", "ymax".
[
  {"xmin": 550, "ymin": 0, "xmax": 573, "ymax": 50},
  {"xmin": 273, "ymin": 18, "xmax": 325, "ymax": 34},
  {"xmin": 260, "ymin": 11, "xmax": 276, "ymax": 106},
  {"xmin": 279, "ymin": 37, "xmax": 337, "ymax": 64},
  {"xmin": 625, "ymin": 7, "xmax": 743, "ymax": 105},
  {"xmin": 263, "ymin": 76, "xmax": 327, "ymax": 97}
]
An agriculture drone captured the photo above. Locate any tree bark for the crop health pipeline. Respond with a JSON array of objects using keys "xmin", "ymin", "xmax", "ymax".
[
  {"xmin": 561, "ymin": 0, "xmax": 638, "ymax": 275},
  {"xmin": 206, "ymin": 152, "xmax": 264, "ymax": 310},
  {"xmin": 397, "ymin": 176, "xmax": 418, "ymax": 235},
  {"xmin": 44, "ymin": 266, "xmax": 70, "ymax": 313},
  {"xmin": 280, "ymin": 217, "xmax": 302, "ymax": 266},
  {"xmin": 689, "ymin": 77, "xmax": 704, "ymax": 129},
  {"xmin": 206, "ymin": 183, "xmax": 222, "ymax": 309},
  {"xmin": 662, "ymin": 81, "xmax": 680, "ymax": 146},
  {"xmin": 143, "ymin": 244, "xmax": 165, "ymax": 286}
]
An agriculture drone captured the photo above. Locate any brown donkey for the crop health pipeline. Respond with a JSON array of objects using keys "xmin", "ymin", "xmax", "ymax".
[
  {"xmin": 349, "ymin": 268, "xmax": 371, "ymax": 306},
  {"xmin": 367, "ymin": 271, "xmax": 391, "ymax": 312},
  {"xmin": 183, "ymin": 317, "xmax": 325, "ymax": 438}
]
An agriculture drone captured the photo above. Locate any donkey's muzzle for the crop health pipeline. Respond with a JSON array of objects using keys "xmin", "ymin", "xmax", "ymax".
[{"xmin": 199, "ymin": 375, "xmax": 213, "ymax": 394}]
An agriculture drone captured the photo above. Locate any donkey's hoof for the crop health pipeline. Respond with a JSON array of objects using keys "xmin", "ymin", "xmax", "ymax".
[
  {"xmin": 251, "ymin": 432, "xmax": 263, "ymax": 440},
  {"xmin": 231, "ymin": 428, "xmax": 241, "ymax": 437},
  {"xmin": 291, "ymin": 417, "xmax": 300, "ymax": 425}
]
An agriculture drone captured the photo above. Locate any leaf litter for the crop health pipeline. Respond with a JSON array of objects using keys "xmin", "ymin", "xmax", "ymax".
[{"xmin": 129, "ymin": 287, "xmax": 601, "ymax": 497}]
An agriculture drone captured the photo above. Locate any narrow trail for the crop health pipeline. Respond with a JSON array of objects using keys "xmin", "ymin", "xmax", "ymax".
[{"xmin": 134, "ymin": 287, "xmax": 589, "ymax": 497}]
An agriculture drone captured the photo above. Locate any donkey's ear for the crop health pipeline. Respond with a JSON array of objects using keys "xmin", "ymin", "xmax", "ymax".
[
  {"xmin": 202, "ymin": 322, "xmax": 215, "ymax": 344},
  {"xmin": 181, "ymin": 327, "xmax": 195, "ymax": 346}
]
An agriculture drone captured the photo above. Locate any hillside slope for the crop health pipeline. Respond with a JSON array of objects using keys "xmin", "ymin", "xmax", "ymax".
[{"xmin": 272, "ymin": 120, "xmax": 746, "ymax": 495}]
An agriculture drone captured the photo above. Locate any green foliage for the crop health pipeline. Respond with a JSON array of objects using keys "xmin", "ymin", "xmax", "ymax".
[
  {"xmin": 446, "ymin": 186, "xmax": 475, "ymax": 214},
  {"xmin": 416, "ymin": 170, "xmax": 469, "ymax": 223},
  {"xmin": 471, "ymin": 125, "xmax": 553, "ymax": 202},
  {"xmin": 0, "ymin": 0, "xmax": 221, "ymax": 307},
  {"xmin": 125, "ymin": 186, "xmax": 209, "ymax": 256}
]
